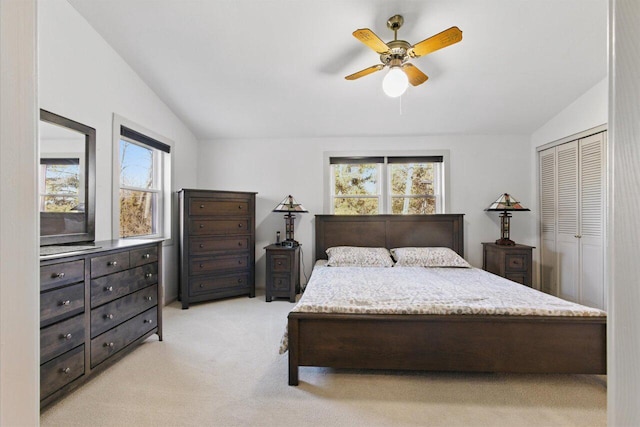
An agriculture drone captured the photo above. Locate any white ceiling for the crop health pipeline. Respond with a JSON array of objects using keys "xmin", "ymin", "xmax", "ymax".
[{"xmin": 68, "ymin": 0, "xmax": 607, "ymax": 140}]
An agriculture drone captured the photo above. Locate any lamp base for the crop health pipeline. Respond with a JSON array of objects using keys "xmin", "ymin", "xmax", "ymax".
[{"xmin": 495, "ymin": 238, "xmax": 516, "ymax": 246}]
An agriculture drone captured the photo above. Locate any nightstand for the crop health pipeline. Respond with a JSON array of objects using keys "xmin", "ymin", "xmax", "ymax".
[
  {"xmin": 482, "ymin": 242, "xmax": 534, "ymax": 287},
  {"xmin": 265, "ymin": 244, "xmax": 300, "ymax": 302}
]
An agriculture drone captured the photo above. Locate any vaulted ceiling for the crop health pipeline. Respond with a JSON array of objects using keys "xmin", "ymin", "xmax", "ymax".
[{"xmin": 68, "ymin": 0, "xmax": 607, "ymax": 140}]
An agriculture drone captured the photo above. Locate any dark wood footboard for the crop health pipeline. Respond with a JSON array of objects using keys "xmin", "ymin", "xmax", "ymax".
[{"xmin": 288, "ymin": 312, "xmax": 606, "ymax": 386}]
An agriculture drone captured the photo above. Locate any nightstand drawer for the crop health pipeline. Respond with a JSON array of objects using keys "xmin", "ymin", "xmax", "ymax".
[
  {"xmin": 189, "ymin": 198, "xmax": 250, "ymax": 216},
  {"xmin": 189, "ymin": 236, "xmax": 249, "ymax": 254},
  {"xmin": 506, "ymin": 273, "xmax": 527, "ymax": 285},
  {"xmin": 271, "ymin": 274, "xmax": 291, "ymax": 291},
  {"xmin": 189, "ymin": 273, "xmax": 249, "ymax": 296},
  {"xmin": 40, "ymin": 314, "xmax": 85, "ymax": 364},
  {"xmin": 271, "ymin": 255, "xmax": 291, "ymax": 272},
  {"xmin": 506, "ymin": 254, "xmax": 527, "ymax": 271}
]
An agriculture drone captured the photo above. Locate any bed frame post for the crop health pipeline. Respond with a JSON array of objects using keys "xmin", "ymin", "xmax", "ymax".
[{"xmin": 288, "ymin": 315, "xmax": 299, "ymax": 386}]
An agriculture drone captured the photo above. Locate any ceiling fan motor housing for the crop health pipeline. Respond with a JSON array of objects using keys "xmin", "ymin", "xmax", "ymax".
[{"xmin": 380, "ymin": 40, "xmax": 411, "ymax": 66}]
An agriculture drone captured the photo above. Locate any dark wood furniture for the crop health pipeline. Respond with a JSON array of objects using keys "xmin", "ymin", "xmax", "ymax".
[
  {"xmin": 482, "ymin": 242, "xmax": 534, "ymax": 287},
  {"xmin": 178, "ymin": 189, "xmax": 256, "ymax": 309},
  {"xmin": 40, "ymin": 240, "xmax": 163, "ymax": 408},
  {"xmin": 287, "ymin": 214, "xmax": 606, "ymax": 386},
  {"xmin": 265, "ymin": 244, "xmax": 300, "ymax": 302}
]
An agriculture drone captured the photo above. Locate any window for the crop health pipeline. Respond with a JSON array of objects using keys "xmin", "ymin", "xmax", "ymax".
[
  {"xmin": 329, "ymin": 155, "xmax": 445, "ymax": 215},
  {"xmin": 113, "ymin": 117, "xmax": 172, "ymax": 240},
  {"xmin": 39, "ymin": 158, "xmax": 82, "ymax": 212}
]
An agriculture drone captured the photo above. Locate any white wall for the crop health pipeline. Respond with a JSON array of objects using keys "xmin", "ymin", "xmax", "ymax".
[
  {"xmin": 197, "ymin": 135, "xmax": 534, "ymax": 290},
  {"xmin": 531, "ymin": 78, "xmax": 608, "ymax": 147},
  {"xmin": 608, "ymin": 0, "xmax": 640, "ymax": 423},
  {"xmin": 0, "ymin": 0, "xmax": 39, "ymax": 423},
  {"xmin": 39, "ymin": 0, "xmax": 200, "ymax": 302}
]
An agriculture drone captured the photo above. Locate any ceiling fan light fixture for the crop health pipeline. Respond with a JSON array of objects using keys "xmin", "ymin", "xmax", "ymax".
[{"xmin": 382, "ymin": 66, "xmax": 408, "ymax": 97}]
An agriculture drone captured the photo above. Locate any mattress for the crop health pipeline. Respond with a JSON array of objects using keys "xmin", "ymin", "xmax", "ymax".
[{"xmin": 279, "ymin": 263, "xmax": 605, "ymax": 353}]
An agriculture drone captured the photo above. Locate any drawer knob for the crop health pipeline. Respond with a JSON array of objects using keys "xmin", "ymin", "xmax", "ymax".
[
  {"xmin": 105, "ymin": 286, "xmax": 113, "ymax": 292},
  {"xmin": 238, "ymin": 223, "xmax": 243, "ymax": 228},
  {"xmin": 238, "ymin": 278, "xmax": 243, "ymax": 283},
  {"xmin": 145, "ymin": 296, "xmax": 153, "ymax": 301},
  {"xmin": 199, "ymin": 284, "xmax": 204, "ymax": 288},
  {"xmin": 145, "ymin": 273, "xmax": 153, "ymax": 278},
  {"xmin": 53, "ymin": 272, "xmax": 65, "ymax": 279},
  {"xmin": 238, "ymin": 260, "xmax": 242, "ymax": 265},
  {"xmin": 144, "ymin": 319, "xmax": 153, "ymax": 324},
  {"xmin": 199, "ymin": 244, "xmax": 204, "ymax": 248},
  {"xmin": 277, "ymin": 261, "xmax": 282, "ymax": 265},
  {"xmin": 199, "ymin": 263, "xmax": 204, "ymax": 268},
  {"xmin": 108, "ymin": 261, "xmax": 118, "ymax": 266},
  {"xmin": 104, "ymin": 342, "xmax": 114, "ymax": 348},
  {"xmin": 60, "ymin": 300, "xmax": 71, "ymax": 306},
  {"xmin": 105, "ymin": 314, "xmax": 114, "ymax": 320},
  {"xmin": 199, "ymin": 224, "xmax": 205, "ymax": 228},
  {"xmin": 61, "ymin": 367, "xmax": 71, "ymax": 374},
  {"xmin": 237, "ymin": 242, "xmax": 242, "ymax": 247},
  {"xmin": 143, "ymin": 253, "xmax": 150, "ymax": 259},
  {"xmin": 277, "ymin": 280, "xmax": 282, "ymax": 285},
  {"xmin": 200, "ymin": 204, "xmax": 205, "ymax": 208},
  {"xmin": 61, "ymin": 333, "xmax": 72, "ymax": 340},
  {"xmin": 238, "ymin": 205, "xmax": 242, "ymax": 209}
]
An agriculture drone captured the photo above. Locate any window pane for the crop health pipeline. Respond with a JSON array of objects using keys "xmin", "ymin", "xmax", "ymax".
[
  {"xmin": 333, "ymin": 164, "xmax": 378, "ymax": 196},
  {"xmin": 120, "ymin": 189, "xmax": 156, "ymax": 237},
  {"xmin": 41, "ymin": 195, "xmax": 80, "ymax": 212},
  {"xmin": 120, "ymin": 140, "xmax": 154, "ymax": 189},
  {"xmin": 390, "ymin": 163, "xmax": 434, "ymax": 196},
  {"xmin": 391, "ymin": 197, "xmax": 436, "ymax": 214},
  {"xmin": 334, "ymin": 198, "xmax": 378, "ymax": 215}
]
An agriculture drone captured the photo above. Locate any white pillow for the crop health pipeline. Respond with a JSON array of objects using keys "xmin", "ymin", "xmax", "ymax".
[
  {"xmin": 326, "ymin": 246, "xmax": 394, "ymax": 267},
  {"xmin": 391, "ymin": 247, "xmax": 471, "ymax": 268}
]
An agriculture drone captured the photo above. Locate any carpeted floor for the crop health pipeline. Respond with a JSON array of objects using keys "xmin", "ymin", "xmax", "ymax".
[{"xmin": 40, "ymin": 292, "xmax": 607, "ymax": 426}]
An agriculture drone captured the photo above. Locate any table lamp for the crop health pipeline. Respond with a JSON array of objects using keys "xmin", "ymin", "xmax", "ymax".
[
  {"xmin": 272, "ymin": 195, "xmax": 307, "ymax": 247},
  {"xmin": 485, "ymin": 193, "xmax": 530, "ymax": 246}
]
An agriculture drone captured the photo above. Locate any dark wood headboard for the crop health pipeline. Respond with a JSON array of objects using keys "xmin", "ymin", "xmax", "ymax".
[{"xmin": 315, "ymin": 214, "xmax": 465, "ymax": 260}]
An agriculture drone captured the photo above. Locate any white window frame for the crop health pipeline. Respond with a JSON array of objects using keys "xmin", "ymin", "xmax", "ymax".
[
  {"xmin": 112, "ymin": 114, "xmax": 174, "ymax": 245},
  {"xmin": 324, "ymin": 150, "xmax": 450, "ymax": 214},
  {"xmin": 387, "ymin": 161, "xmax": 444, "ymax": 214},
  {"xmin": 330, "ymin": 162, "xmax": 383, "ymax": 213}
]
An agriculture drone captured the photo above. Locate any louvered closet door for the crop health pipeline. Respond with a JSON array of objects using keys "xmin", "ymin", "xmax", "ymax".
[
  {"xmin": 539, "ymin": 147, "xmax": 557, "ymax": 295},
  {"xmin": 556, "ymin": 140, "xmax": 579, "ymax": 303},
  {"xmin": 579, "ymin": 133, "xmax": 605, "ymax": 309}
]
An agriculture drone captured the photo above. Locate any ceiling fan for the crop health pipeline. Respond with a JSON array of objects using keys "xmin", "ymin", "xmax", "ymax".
[{"xmin": 345, "ymin": 15, "xmax": 462, "ymax": 97}]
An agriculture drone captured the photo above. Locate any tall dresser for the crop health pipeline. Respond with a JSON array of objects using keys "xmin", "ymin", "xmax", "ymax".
[
  {"xmin": 178, "ymin": 189, "xmax": 256, "ymax": 309},
  {"xmin": 39, "ymin": 239, "xmax": 163, "ymax": 408}
]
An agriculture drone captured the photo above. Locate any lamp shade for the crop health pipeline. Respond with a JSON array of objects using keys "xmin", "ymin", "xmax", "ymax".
[
  {"xmin": 485, "ymin": 193, "xmax": 530, "ymax": 212},
  {"xmin": 272, "ymin": 195, "xmax": 308, "ymax": 213}
]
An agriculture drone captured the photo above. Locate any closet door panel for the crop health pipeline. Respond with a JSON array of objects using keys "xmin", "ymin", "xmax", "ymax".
[
  {"xmin": 555, "ymin": 140, "xmax": 579, "ymax": 303},
  {"xmin": 539, "ymin": 148, "xmax": 557, "ymax": 295}
]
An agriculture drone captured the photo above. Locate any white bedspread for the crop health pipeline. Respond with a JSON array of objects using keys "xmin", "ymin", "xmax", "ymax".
[{"xmin": 279, "ymin": 264, "xmax": 605, "ymax": 353}]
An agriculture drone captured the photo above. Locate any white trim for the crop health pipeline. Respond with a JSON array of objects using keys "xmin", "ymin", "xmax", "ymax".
[
  {"xmin": 536, "ymin": 123, "xmax": 607, "ymax": 152},
  {"xmin": 112, "ymin": 114, "xmax": 174, "ymax": 245}
]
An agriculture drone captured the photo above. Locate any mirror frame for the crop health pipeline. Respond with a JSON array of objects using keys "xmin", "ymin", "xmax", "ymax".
[{"xmin": 40, "ymin": 109, "xmax": 96, "ymax": 245}]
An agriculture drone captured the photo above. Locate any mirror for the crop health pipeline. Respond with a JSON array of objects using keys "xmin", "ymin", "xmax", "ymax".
[{"xmin": 39, "ymin": 110, "xmax": 96, "ymax": 245}]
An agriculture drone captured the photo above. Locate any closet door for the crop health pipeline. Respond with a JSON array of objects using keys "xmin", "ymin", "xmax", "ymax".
[
  {"xmin": 555, "ymin": 140, "xmax": 579, "ymax": 302},
  {"xmin": 539, "ymin": 147, "xmax": 557, "ymax": 295},
  {"xmin": 579, "ymin": 133, "xmax": 605, "ymax": 309}
]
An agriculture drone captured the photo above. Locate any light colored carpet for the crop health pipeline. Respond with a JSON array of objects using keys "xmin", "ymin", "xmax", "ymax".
[{"xmin": 41, "ymin": 292, "xmax": 606, "ymax": 427}]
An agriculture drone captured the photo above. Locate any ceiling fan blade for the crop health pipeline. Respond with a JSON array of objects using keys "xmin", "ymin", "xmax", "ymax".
[
  {"xmin": 402, "ymin": 63, "xmax": 429, "ymax": 86},
  {"xmin": 352, "ymin": 28, "xmax": 390, "ymax": 54},
  {"xmin": 345, "ymin": 64, "xmax": 385, "ymax": 80},
  {"xmin": 408, "ymin": 26, "xmax": 463, "ymax": 58}
]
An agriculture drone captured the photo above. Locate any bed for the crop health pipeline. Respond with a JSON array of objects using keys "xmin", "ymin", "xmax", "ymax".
[{"xmin": 286, "ymin": 214, "xmax": 606, "ymax": 386}]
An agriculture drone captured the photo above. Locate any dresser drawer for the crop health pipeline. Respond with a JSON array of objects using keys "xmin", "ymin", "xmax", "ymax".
[
  {"xmin": 40, "ymin": 345, "xmax": 84, "ymax": 400},
  {"xmin": 506, "ymin": 254, "xmax": 527, "ymax": 271},
  {"xmin": 130, "ymin": 246, "xmax": 158, "ymax": 268},
  {"xmin": 189, "ymin": 236, "xmax": 249, "ymax": 254},
  {"xmin": 40, "ymin": 314, "xmax": 85, "ymax": 364},
  {"xmin": 91, "ymin": 251, "xmax": 130, "ymax": 278},
  {"xmin": 189, "ymin": 219, "xmax": 249, "ymax": 236},
  {"xmin": 91, "ymin": 284, "xmax": 158, "ymax": 338},
  {"xmin": 41, "ymin": 260, "xmax": 84, "ymax": 291},
  {"xmin": 271, "ymin": 255, "xmax": 291, "ymax": 272},
  {"xmin": 189, "ymin": 198, "xmax": 250, "ymax": 216},
  {"xmin": 90, "ymin": 263, "xmax": 158, "ymax": 308},
  {"xmin": 91, "ymin": 307, "xmax": 157, "ymax": 367},
  {"xmin": 271, "ymin": 274, "xmax": 291, "ymax": 292},
  {"xmin": 189, "ymin": 273, "xmax": 249, "ymax": 296},
  {"xmin": 41, "ymin": 283, "xmax": 84, "ymax": 327},
  {"xmin": 190, "ymin": 254, "xmax": 249, "ymax": 275}
]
